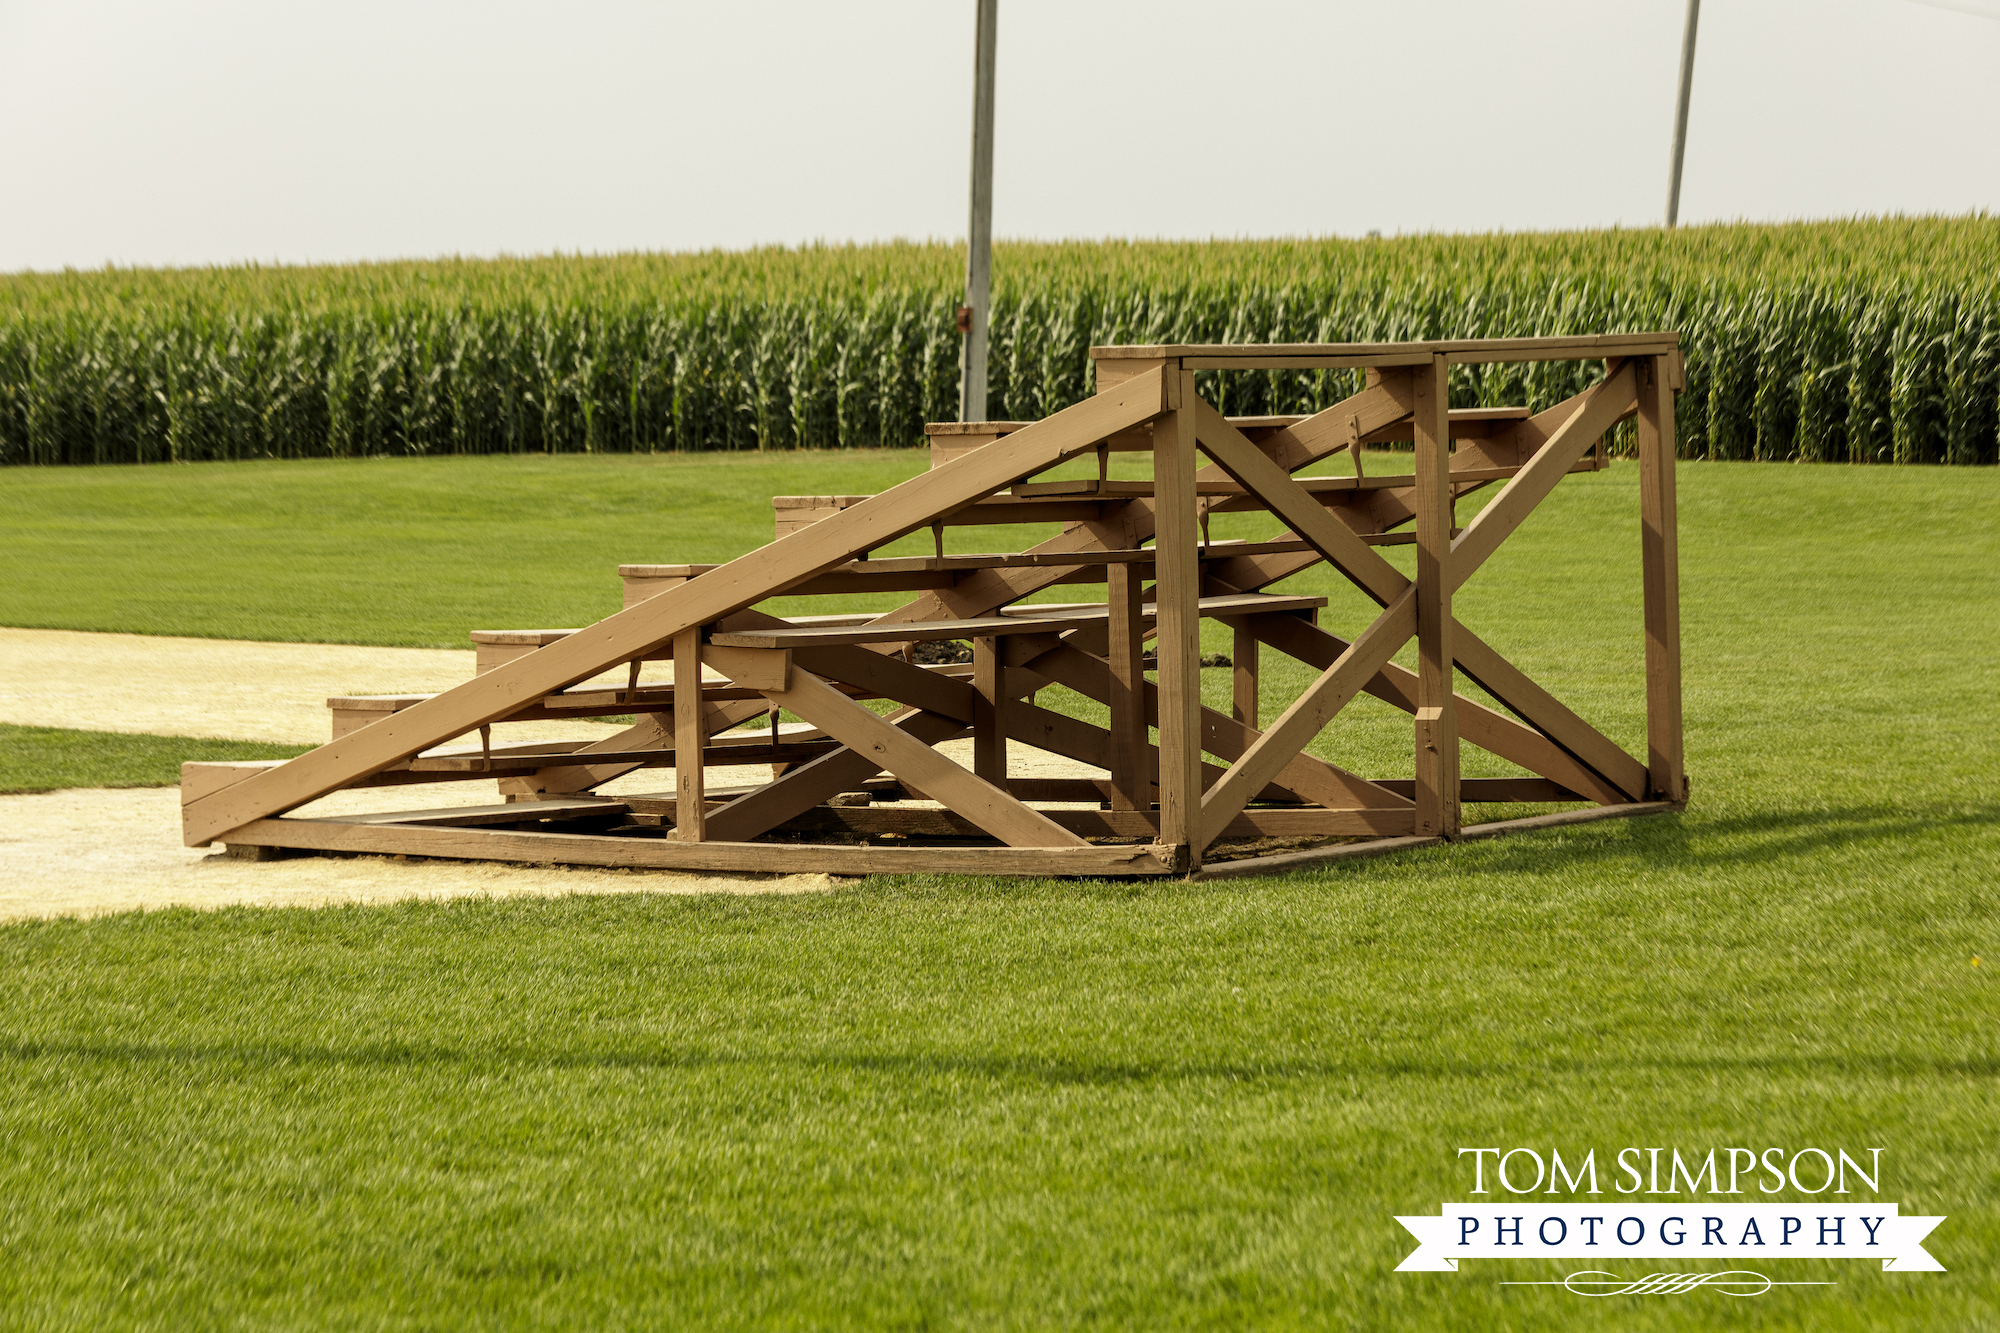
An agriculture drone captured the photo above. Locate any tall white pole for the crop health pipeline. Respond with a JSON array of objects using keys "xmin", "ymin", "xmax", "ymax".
[
  {"xmin": 960, "ymin": 0, "xmax": 997, "ymax": 422},
  {"xmin": 1665, "ymin": 0, "xmax": 1701, "ymax": 228}
]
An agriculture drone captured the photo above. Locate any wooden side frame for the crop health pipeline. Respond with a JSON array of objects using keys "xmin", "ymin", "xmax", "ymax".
[{"xmin": 184, "ymin": 336, "xmax": 1687, "ymax": 878}]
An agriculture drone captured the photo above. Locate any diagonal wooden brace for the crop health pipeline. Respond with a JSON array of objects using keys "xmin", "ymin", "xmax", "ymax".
[
  {"xmin": 1450, "ymin": 623, "xmax": 1648, "ymax": 802},
  {"xmin": 1190, "ymin": 397, "xmax": 1411, "ymax": 607},
  {"xmin": 1021, "ymin": 642, "xmax": 1411, "ymax": 811},
  {"xmin": 1449, "ymin": 362, "xmax": 1637, "ymax": 593},
  {"xmin": 1237, "ymin": 611, "xmax": 1631, "ymax": 807},
  {"xmin": 1198, "ymin": 372, "xmax": 1630, "ymax": 599},
  {"xmin": 1197, "ymin": 588, "xmax": 1419, "ymax": 850},
  {"xmin": 765, "ymin": 671, "xmax": 1087, "ymax": 849},
  {"xmin": 182, "ymin": 367, "xmax": 1170, "ymax": 845},
  {"xmin": 703, "ymin": 710, "xmax": 969, "ymax": 843}
]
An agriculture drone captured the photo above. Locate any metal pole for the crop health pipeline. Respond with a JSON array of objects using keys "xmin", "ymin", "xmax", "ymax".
[
  {"xmin": 959, "ymin": 0, "xmax": 997, "ymax": 422},
  {"xmin": 1665, "ymin": 0, "xmax": 1701, "ymax": 228}
]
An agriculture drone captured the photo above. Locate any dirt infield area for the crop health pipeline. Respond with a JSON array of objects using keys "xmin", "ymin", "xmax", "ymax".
[
  {"xmin": 0, "ymin": 625, "xmax": 636, "ymax": 745},
  {"xmin": 0, "ymin": 628, "xmax": 1099, "ymax": 922},
  {"xmin": 0, "ymin": 787, "xmax": 845, "ymax": 922},
  {"xmin": 0, "ymin": 629, "xmax": 838, "ymax": 919}
]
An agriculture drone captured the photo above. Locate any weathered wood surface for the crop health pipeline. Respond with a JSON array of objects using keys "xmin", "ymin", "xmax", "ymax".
[
  {"xmin": 1636, "ymin": 354, "xmax": 1688, "ymax": 802},
  {"xmin": 1411, "ymin": 354, "xmax": 1460, "ymax": 838},
  {"xmin": 1152, "ymin": 371, "xmax": 1205, "ymax": 863}
]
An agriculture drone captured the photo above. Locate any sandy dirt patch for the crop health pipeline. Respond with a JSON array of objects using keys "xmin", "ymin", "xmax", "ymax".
[
  {"xmin": 0, "ymin": 626, "xmax": 632, "ymax": 747},
  {"xmin": 2, "ymin": 628, "xmax": 1105, "ymax": 921},
  {"xmin": 0, "ymin": 786, "xmax": 848, "ymax": 923}
]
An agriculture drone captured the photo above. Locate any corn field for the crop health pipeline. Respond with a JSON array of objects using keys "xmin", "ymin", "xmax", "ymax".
[{"xmin": 3, "ymin": 217, "xmax": 1998, "ymax": 466}]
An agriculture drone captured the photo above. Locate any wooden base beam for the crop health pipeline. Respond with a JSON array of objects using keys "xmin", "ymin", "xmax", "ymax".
[
  {"xmin": 216, "ymin": 818, "xmax": 1174, "ymax": 877},
  {"xmin": 1193, "ymin": 799, "xmax": 1683, "ymax": 881}
]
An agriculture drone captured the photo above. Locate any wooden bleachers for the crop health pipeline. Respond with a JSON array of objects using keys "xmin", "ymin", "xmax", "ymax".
[{"xmin": 183, "ymin": 336, "xmax": 1688, "ymax": 878}]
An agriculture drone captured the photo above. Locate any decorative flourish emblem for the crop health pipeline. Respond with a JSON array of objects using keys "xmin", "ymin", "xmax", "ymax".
[{"xmin": 1503, "ymin": 1271, "xmax": 1835, "ymax": 1297}]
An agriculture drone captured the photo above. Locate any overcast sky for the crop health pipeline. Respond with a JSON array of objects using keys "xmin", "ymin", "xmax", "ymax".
[{"xmin": 1, "ymin": 0, "xmax": 1996, "ymax": 273}]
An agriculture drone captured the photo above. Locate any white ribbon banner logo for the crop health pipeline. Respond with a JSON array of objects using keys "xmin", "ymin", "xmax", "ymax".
[{"xmin": 1397, "ymin": 1203, "xmax": 1944, "ymax": 1273}]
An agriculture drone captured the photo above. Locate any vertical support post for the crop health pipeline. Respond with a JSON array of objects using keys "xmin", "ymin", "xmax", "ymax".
[
  {"xmin": 672, "ymin": 627, "xmax": 705, "ymax": 841},
  {"xmin": 1105, "ymin": 562, "xmax": 1149, "ymax": 810},
  {"xmin": 1666, "ymin": 0, "xmax": 1701, "ymax": 228},
  {"xmin": 1231, "ymin": 622, "xmax": 1259, "ymax": 729},
  {"xmin": 1636, "ymin": 354, "xmax": 1687, "ymax": 802},
  {"xmin": 973, "ymin": 635, "xmax": 1008, "ymax": 786},
  {"xmin": 958, "ymin": 0, "xmax": 998, "ymax": 422},
  {"xmin": 1153, "ymin": 367, "xmax": 1203, "ymax": 869},
  {"xmin": 1412, "ymin": 353, "xmax": 1460, "ymax": 838}
]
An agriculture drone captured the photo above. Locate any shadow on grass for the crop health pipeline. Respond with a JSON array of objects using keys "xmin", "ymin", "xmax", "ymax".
[
  {"xmin": 2, "ymin": 1036, "xmax": 1995, "ymax": 1089},
  {"xmin": 1440, "ymin": 802, "xmax": 2000, "ymax": 878}
]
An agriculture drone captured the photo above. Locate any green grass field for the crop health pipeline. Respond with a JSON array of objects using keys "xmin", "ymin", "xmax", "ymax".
[
  {"xmin": 1, "ymin": 453, "xmax": 1996, "ymax": 1329},
  {"xmin": 0, "ymin": 725, "xmax": 309, "ymax": 795}
]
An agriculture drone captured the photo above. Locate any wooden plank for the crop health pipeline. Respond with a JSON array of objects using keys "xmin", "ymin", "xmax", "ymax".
[
  {"xmin": 1092, "ymin": 334, "xmax": 1679, "ymax": 363},
  {"xmin": 710, "ymin": 610, "xmax": 1104, "ymax": 650},
  {"xmin": 181, "ymin": 761, "xmax": 284, "ymax": 802},
  {"xmin": 1450, "ymin": 624, "xmax": 1648, "ymax": 802},
  {"xmin": 765, "ymin": 670, "xmax": 1087, "ymax": 849},
  {"xmin": 181, "ymin": 366, "xmax": 1170, "ymax": 846},
  {"xmin": 1234, "ymin": 611, "xmax": 1630, "ymax": 807},
  {"xmin": 1440, "ymin": 342, "xmax": 1674, "ymax": 365},
  {"xmin": 1369, "ymin": 778, "xmax": 1584, "ymax": 803},
  {"xmin": 1412, "ymin": 354, "xmax": 1460, "ymax": 838},
  {"xmin": 925, "ymin": 420, "xmax": 1035, "ymax": 435},
  {"xmin": 1453, "ymin": 799, "xmax": 1682, "ymax": 841},
  {"xmin": 330, "ymin": 799, "xmax": 629, "ymax": 827},
  {"xmin": 1196, "ymin": 587, "xmax": 1418, "ymax": 850},
  {"xmin": 776, "ymin": 805, "xmax": 1416, "ymax": 840},
  {"xmin": 1012, "ymin": 478, "xmax": 1162, "ymax": 498},
  {"xmin": 701, "ymin": 645, "xmax": 790, "ymax": 692},
  {"xmin": 230, "ymin": 738, "xmax": 845, "ymax": 796},
  {"xmin": 1448, "ymin": 361, "xmax": 1637, "ymax": 594},
  {"xmin": 500, "ymin": 699, "xmax": 768, "ymax": 798},
  {"xmin": 1192, "ymin": 796, "xmax": 1683, "ymax": 881},
  {"xmin": 790, "ymin": 644, "xmax": 979, "ymax": 720},
  {"xmin": 1189, "ymin": 398, "xmax": 1410, "ymax": 607},
  {"xmin": 670, "ymin": 628, "xmax": 705, "ymax": 842},
  {"xmin": 1635, "ymin": 354, "xmax": 1688, "ymax": 802},
  {"xmin": 222, "ymin": 818, "xmax": 1174, "ymax": 877},
  {"xmin": 977, "ymin": 777, "xmax": 1143, "ymax": 804},
  {"xmin": 1190, "ymin": 835, "xmax": 1444, "ymax": 881},
  {"xmin": 1004, "ymin": 697, "xmax": 1117, "ymax": 774},
  {"xmin": 973, "ymin": 636, "xmax": 1007, "ymax": 784},
  {"xmin": 635, "ymin": 542, "xmax": 1346, "ymax": 603},
  {"xmin": 1152, "ymin": 371, "xmax": 1205, "ymax": 866},
  {"xmin": 1005, "ymin": 474, "xmax": 1507, "ymax": 501},
  {"xmin": 1356, "ymin": 405, "xmax": 1532, "ymax": 445},
  {"xmin": 1194, "ymin": 467, "xmax": 1591, "ymax": 514},
  {"xmin": 1105, "ymin": 561, "xmax": 1149, "ymax": 811},
  {"xmin": 1181, "ymin": 353, "xmax": 1434, "ymax": 370},
  {"xmin": 1254, "ymin": 375, "xmax": 1417, "ymax": 473},
  {"xmin": 1092, "ymin": 355, "xmax": 1173, "ymax": 393},
  {"xmin": 1232, "ymin": 621, "xmax": 1259, "ymax": 730}
]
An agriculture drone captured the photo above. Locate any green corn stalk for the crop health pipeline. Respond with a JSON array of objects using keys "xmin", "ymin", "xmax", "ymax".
[{"xmin": 3, "ymin": 220, "xmax": 1998, "ymax": 466}]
